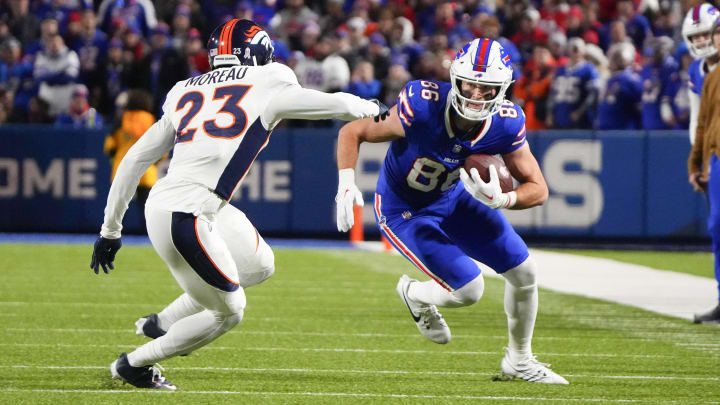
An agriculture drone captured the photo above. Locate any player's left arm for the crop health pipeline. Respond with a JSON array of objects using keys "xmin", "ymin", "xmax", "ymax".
[{"xmin": 502, "ymin": 141, "xmax": 548, "ymax": 210}]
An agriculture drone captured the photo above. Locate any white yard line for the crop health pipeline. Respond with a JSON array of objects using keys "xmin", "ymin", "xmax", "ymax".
[
  {"xmin": 0, "ymin": 387, "xmax": 682, "ymax": 403},
  {"xmin": 1, "ymin": 364, "xmax": 718, "ymax": 382},
  {"xmin": 0, "ymin": 342, "xmax": 704, "ymax": 360}
]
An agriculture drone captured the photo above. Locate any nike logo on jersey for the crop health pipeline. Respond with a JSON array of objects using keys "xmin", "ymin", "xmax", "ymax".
[{"xmin": 185, "ymin": 66, "xmax": 248, "ymax": 87}]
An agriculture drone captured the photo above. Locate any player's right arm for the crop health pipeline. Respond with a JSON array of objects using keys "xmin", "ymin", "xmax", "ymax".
[
  {"xmin": 688, "ymin": 90, "xmax": 700, "ymax": 146},
  {"xmin": 334, "ymin": 105, "xmax": 405, "ymax": 232}
]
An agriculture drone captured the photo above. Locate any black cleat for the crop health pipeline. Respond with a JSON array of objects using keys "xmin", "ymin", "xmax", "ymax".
[
  {"xmin": 135, "ymin": 313, "xmax": 191, "ymax": 356},
  {"xmin": 110, "ymin": 352, "xmax": 177, "ymax": 390},
  {"xmin": 135, "ymin": 313, "xmax": 166, "ymax": 339},
  {"xmin": 693, "ymin": 304, "xmax": 720, "ymax": 324}
]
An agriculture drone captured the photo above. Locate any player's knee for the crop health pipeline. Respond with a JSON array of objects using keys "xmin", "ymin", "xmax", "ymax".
[
  {"xmin": 240, "ymin": 242, "xmax": 275, "ymax": 288},
  {"xmin": 217, "ymin": 288, "xmax": 246, "ymax": 329},
  {"xmin": 450, "ymin": 275, "xmax": 484, "ymax": 306},
  {"xmin": 503, "ymin": 256, "xmax": 537, "ymax": 288}
]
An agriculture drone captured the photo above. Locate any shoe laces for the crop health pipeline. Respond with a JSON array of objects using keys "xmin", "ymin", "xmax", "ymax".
[
  {"xmin": 419, "ymin": 306, "xmax": 445, "ymax": 325},
  {"xmin": 150, "ymin": 363, "xmax": 169, "ymax": 383},
  {"xmin": 517, "ymin": 354, "xmax": 551, "ymax": 370}
]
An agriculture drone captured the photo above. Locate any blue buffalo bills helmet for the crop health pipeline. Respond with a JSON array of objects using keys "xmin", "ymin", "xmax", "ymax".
[{"xmin": 207, "ymin": 19, "xmax": 275, "ymax": 69}]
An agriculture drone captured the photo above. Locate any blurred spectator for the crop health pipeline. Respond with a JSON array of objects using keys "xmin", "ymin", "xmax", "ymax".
[
  {"xmin": 388, "ymin": 17, "xmax": 424, "ymax": 73},
  {"xmin": 54, "ymin": 84, "xmax": 103, "ymax": 128},
  {"xmin": 72, "ymin": 10, "xmax": 108, "ymax": 92},
  {"xmin": 361, "ymin": 32, "xmax": 391, "ymax": 82},
  {"xmin": 547, "ymin": 31, "xmax": 568, "ymax": 67},
  {"xmin": 27, "ymin": 95, "xmax": 52, "ymax": 124},
  {"xmin": 171, "ymin": 4, "xmax": 191, "ymax": 51},
  {"xmin": 640, "ymin": 36, "xmax": 680, "ymax": 130},
  {"xmin": 104, "ymin": 88, "xmax": 157, "ymax": 231},
  {"xmin": 25, "ymin": 18, "xmax": 59, "ymax": 58},
  {"xmin": 513, "ymin": 43, "xmax": 556, "ymax": 130},
  {"xmin": 547, "ymin": 38, "xmax": 600, "ymax": 129},
  {"xmin": 596, "ymin": 42, "xmax": 642, "ymax": 129},
  {"xmin": 294, "ymin": 35, "xmax": 350, "ymax": 92},
  {"xmin": 319, "ymin": 0, "xmax": 347, "ymax": 33},
  {"xmin": 122, "ymin": 25, "xmax": 146, "ymax": 62},
  {"xmin": 669, "ymin": 45, "xmax": 692, "ymax": 130},
  {"xmin": 382, "ymin": 62, "xmax": 411, "ymax": 106},
  {"xmin": 98, "ymin": 0, "xmax": 158, "ymax": 38},
  {"xmin": 345, "ymin": 61, "xmax": 381, "ymax": 99},
  {"xmin": 585, "ymin": 43, "xmax": 611, "ymax": 80},
  {"xmin": 2, "ymin": 0, "xmax": 40, "ymax": 48},
  {"xmin": 511, "ymin": 8, "xmax": 549, "ymax": 64},
  {"xmin": 299, "ymin": 21, "xmax": 321, "ymax": 54},
  {"xmin": 1, "ymin": 38, "xmax": 36, "ymax": 122},
  {"xmin": 269, "ymin": 0, "xmax": 318, "ymax": 50},
  {"xmin": 98, "ymin": 38, "xmax": 127, "ymax": 115},
  {"xmin": 65, "ymin": 11, "xmax": 83, "ymax": 44},
  {"xmin": 127, "ymin": 22, "xmax": 188, "ymax": 112},
  {"xmin": 651, "ymin": 1, "xmax": 678, "ymax": 37},
  {"xmin": 34, "ymin": 34, "xmax": 79, "ymax": 116},
  {"xmin": 616, "ymin": 0, "xmax": 651, "ymax": 51},
  {"xmin": 184, "ymin": 28, "xmax": 209, "ymax": 77},
  {"xmin": 341, "ymin": 16, "xmax": 369, "ymax": 69},
  {"xmin": 578, "ymin": 2, "xmax": 603, "ymax": 46}
]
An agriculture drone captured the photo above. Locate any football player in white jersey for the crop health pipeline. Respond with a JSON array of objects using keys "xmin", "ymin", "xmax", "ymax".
[{"xmin": 89, "ymin": 19, "xmax": 389, "ymax": 390}]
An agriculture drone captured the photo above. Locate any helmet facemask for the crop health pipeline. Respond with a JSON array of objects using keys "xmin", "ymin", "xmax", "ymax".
[
  {"xmin": 450, "ymin": 74, "xmax": 509, "ymax": 120},
  {"xmin": 449, "ymin": 38, "xmax": 513, "ymax": 121}
]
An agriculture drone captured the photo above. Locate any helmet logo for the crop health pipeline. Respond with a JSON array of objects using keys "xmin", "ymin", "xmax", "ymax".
[{"xmin": 244, "ymin": 25, "xmax": 263, "ymax": 42}]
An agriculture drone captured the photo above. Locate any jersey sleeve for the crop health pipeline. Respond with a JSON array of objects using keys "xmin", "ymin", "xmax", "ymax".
[
  {"xmin": 396, "ymin": 80, "xmax": 441, "ymax": 141},
  {"xmin": 100, "ymin": 115, "xmax": 176, "ymax": 239},
  {"xmin": 501, "ymin": 102, "xmax": 527, "ymax": 154}
]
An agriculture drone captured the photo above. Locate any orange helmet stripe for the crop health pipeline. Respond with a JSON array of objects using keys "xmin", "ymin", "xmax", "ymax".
[{"xmin": 223, "ymin": 19, "xmax": 239, "ymax": 54}]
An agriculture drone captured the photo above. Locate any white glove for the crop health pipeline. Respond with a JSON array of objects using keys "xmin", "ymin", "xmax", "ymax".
[
  {"xmin": 335, "ymin": 168, "xmax": 364, "ymax": 232},
  {"xmin": 459, "ymin": 165, "xmax": 517, "ymax": 210}
]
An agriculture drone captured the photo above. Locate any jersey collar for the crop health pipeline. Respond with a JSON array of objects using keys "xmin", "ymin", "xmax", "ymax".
[{"xmin": 444, "ymin": 97, "xmax": 493, "ymax": 145}]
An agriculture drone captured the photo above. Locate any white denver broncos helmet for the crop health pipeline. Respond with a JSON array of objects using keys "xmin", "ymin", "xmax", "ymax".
[
  {"xmin": 682, "ymin": 3, "xmax": 720, "ymax": 59},
  {"xmin": 449, "ymin": 38, "xmax": 513, "ymax": 121}
]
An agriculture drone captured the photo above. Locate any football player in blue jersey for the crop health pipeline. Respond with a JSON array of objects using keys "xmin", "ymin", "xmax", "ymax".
[
  {"xmin": 546, "ymin": 38, "xmax": 599, "ymax": 129},
  {"xmin": 334, "ymin": 38, "xmax": 568, "ymax": 384},
  {"xmin": 596, "ymin": 42, "xmax": 643, "ymax": 130},
  {"xmin": 682, "ymin": 3, "xmax": 720, "ymax": 145}
]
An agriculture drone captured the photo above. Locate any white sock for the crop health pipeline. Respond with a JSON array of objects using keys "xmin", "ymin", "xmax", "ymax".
[
  {"xmin": 156, "ymin": 293, "xmax": 203, "ymax": 331},
  {"xmin": 407, "ymin": 276, "xmax": 484, "ymax": 308},
  {"xmin": 504, "ymin": 281, "xmax": 537, "ymax": 362},
  {"xmin": 127, "ymin": 309, "xmax": 242, "ymax": 367}
]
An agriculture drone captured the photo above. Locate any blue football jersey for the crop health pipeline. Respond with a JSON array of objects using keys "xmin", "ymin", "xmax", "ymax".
[
  {"xmin": 640, "ymin": 56, "xmax": 679, "ymax": 130},
  {"xmin": 596, "ymin": 68, "xmax": 643, "ymax": 130},
  {"xmin": 378, "ymin": 80, "xmax": 526, "ymax": 208},
  {"xmin": 688, "ymin": 58, "xmax": 709, "ymax": 96},
  {"xmin": 550, "ymin": 61, "xmax": 599, "ymax": 128}
]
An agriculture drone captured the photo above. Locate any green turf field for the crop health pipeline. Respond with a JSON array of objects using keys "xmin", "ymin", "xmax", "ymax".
[{"xmin": 1, "ymin": 243, "xmax": 719, "ymax": 404}]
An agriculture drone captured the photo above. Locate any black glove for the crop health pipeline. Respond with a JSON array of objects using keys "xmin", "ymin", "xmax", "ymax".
[
  {"xmin": 369, "ymin": 99, "xmax": 390, "ymax": 122},
  {"xmin": 90, "ymin": 236, "xmax": 122, "ymax": 274}
]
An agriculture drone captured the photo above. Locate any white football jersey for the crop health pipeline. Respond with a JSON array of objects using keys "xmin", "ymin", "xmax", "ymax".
[
  {"xmin": 101, "ymin": 62, "xmax": 380, "ymax": 238},
  {"xmin": 148, "ymin": 63, "xmax": 299, "ymax": 213}
]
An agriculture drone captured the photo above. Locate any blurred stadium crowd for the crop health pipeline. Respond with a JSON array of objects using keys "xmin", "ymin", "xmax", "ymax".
[{"xmin": 0, "ymin": 0, "xmax": 707, "ymax": 130}]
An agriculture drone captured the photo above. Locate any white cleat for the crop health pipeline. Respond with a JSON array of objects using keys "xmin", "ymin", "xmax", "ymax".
[
  {"xmin": 499, "ymin": 347, "xmax": 569, "ymax": 384},
  {"xmin": 396, "ymin": 275, "xmax": 451, "ymax": 344}
]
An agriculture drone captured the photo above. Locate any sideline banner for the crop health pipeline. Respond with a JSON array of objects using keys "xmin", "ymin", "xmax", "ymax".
[{"xmin": 0, "ymin": 125, "xmax": 708, "ymax": 238}]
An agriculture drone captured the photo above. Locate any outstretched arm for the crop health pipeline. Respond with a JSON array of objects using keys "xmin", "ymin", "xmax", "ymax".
[{"xmin": 262, "ymin": 87, "xmax": 382, "ymax": 127}]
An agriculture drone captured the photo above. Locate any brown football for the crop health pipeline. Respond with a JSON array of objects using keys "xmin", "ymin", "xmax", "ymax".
[{"xmin": 463, "ymin": 154, "xmax": 514, "ymax": 193}]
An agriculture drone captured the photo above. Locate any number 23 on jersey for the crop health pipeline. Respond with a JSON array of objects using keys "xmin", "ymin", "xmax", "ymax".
[{"xmin": 174, "ymin": 84, "xmax": 252, "ymax": 143}]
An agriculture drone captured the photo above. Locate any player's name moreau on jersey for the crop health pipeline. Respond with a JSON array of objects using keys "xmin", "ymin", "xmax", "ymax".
[{"xmin": 185, "ymin": 66, "xmax": 249, "ymax": 87}]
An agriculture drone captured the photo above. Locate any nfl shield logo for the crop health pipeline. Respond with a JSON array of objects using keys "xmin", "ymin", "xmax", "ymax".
[{"xmin": 452, "ymin": 145, "xmax": 462, "ymax": 154}]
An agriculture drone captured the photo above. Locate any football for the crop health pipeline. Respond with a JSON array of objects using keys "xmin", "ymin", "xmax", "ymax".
[{"xmin": 463, "ymin": 154, "xmax": 514, "ymax": 193}]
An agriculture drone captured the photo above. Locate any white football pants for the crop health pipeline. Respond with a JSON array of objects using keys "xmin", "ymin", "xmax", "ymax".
[{"xmin": 126, "ymin": 203, "xmax": 274, "ymax": 367}]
